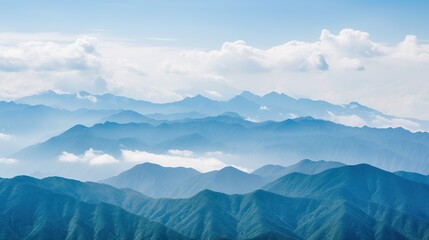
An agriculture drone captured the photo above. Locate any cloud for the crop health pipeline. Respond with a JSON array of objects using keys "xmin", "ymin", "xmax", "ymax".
[
  {"xmin": 327, "ymin": 111, "xmax": 422, "ymax": 132},
  {"xmin": 327, "ymin": 111, "xmax": 367, "ymax": 127},
  {"xmin": 339, "ymin": 57, "xmax": 365, "ymax": 71},
  {"xmin": 205, "ymin": 90, "xmax": 223, "ymax": 98},
  {"xmin": 0, "ymin": 157, "xmax": 17, "ymax": 164},
  {"xmin": 0, "ymin": 36, "xmax": 100, "ymax": 72},
  {"xmin": 122, "ymin": 149, "xmax": 230, "ymax": 172},
  {"xmin": 371, "ymin": 115, "xmax": 422, "ymax": 132},
  {"xmin": 76, "ymin": 92, "xmax": 97, "ymax": 103},
  {"xmin": 320, "ymin": 29, "xmax": 385, "ymax": 58},
  {"xmin": 1, "ymin": 29, "xmax": 429, "ymax": 121},
  {"xmin": 259, "ymin": 105, "xmax": 270, "ymax": 111},
  {"xmin": 59, "ymin": 148, "xmax": 119, "ymax": 165},
  {"xmin": 167, "ymin": 149, "xmax": 194, "ymax": 157},
  {"xmin": 0, "ymin": 133, "xmax": 12, "ymax": 141}
]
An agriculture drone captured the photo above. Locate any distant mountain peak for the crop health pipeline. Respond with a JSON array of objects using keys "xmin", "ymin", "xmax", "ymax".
[
  {"xmin": 45, "ymin": 89, "xmax": 60, "ymax": 95},
  {"xmin": 192, "ymin": 94, "xmax": 209, "ymax": 100},
  {"xmin": 193, "ymin": 189, "xmax": 226, "ymax": 199},
  {"xmin": 132, "ymin": 162, "xmax": 197, "ymax": 171},
  {"xmin": 218, "ymin": 166, "xmax": 242, "ymax": 173},
  {"xmin": 264, "ymin": 91, "xmax": 281, "ymax": 97},
  {"xmin": 239, "ymin": 90, "xmax": 259, "ymax": 98},
  {"xmin": 263, "ymin": 91, "xmax": 294, "ymax": 99},
  {"xmin": 298, "ymin": 159, "xmax": 314, "ymax": 164},
  {"xmin": 182, "ymin": 94, "xmax": 213, "ymax": 103},
  {"xmin": 219, "ymin": 112, "xmax": 244, "ymax": 119}
]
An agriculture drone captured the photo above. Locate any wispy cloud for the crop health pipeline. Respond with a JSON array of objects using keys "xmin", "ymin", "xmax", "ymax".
[
  {"xmin": 0, "ymin": 157, "xmax": 17, "ymax": 164},
  {"xmin": 327, "ymin": 111, "xmax": 367, "ymax": 127},
  {"xmin": 0, "ymin": 133, "xmax": 12, "ymax": 141},
  {"xmin": 327, "ymin": 111, "xmax": 423, "ymax": 132},
  {"xmin": 146, "ymin": 37, "xmax": 177, "ymax": 42}
]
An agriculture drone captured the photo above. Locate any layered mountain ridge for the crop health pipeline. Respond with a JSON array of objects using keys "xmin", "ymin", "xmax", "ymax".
[{"xmin": 1, "ymin": 163, "xmax": 429, "ymax": 239}]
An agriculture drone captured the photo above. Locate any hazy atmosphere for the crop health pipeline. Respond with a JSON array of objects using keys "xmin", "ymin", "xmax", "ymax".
[{"xmin": 1, "ymin": 1, "xmax": 429, "ymax": 239}]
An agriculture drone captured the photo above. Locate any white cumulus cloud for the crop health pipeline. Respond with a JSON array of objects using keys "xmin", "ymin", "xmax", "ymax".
[
  {"xmin": 0, "ymin": 36, "xmax": 100, "ymax": 72},
  {"xmin": 58, "ymin": 148, "xmax": 119, "ymax": 165}
]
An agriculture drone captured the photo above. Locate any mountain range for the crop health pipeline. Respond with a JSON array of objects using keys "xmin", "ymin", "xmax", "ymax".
[
  {"xmin": 3, "ymin": 90, "xmax": 429, "ymax": 179},
  {"xmin": 1, "ymin": 163, "xmax": 429, "ymax": 239},
  {"xmin": 0, "ymin": 176, "xmax": 188, "ymax": 240},
  {"xmin": 13, "ymin": 115, "xmax": 429, "ymax": 177},
  {"xmin": 252, "ymin": 159, "xmax": 346, "ymax": 179},
  {"xmin": 102, "ymin": 160, "xmax": 345, "ymax": 198},
  {"xmin": 16, "ymin": 90, "xmax": 429, "ymax": 132},
  {"xmin": 100, "ymin": 163, "xmax": 200, "ymax": 198},
  {"xmin": 0, "ymin": 101, "xmax": 160, "ymax": 155}
]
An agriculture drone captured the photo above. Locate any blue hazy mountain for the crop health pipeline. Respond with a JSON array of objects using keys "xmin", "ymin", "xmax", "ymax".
[
  {"xmin": 171, "ymin": 166, "xmax": 270, "ymax": 198},
  {"xmin": 101, "ymin": 110, "xmax": 161, "ymax": 125},
  {"xmin": 3, "ymin": 164, "xmax": 429, "ymax": 240},
  {"xmin": 0, "ymin": 101, "xmax": 120, "ymax": 156},
  {"xmin": 14, "ymin": 116, "xmax": 429, "ymax": 175},
  {"xmin": 100, "ymin": 163, "xmax": 200, "ymax": 198},
  {"xmin": 146, "ymin": 111, "xmax": 208, "ymax": 121},
  {"xmin": 16, "ymin": 90, "xmax": 158, "ymax": 112},
  {"xmin": 252, "ymin": 159, "xmax": 346, "ymax": 179},
  {"xmin": 101, "ymin": 164, "xmax": 268, "ymax": 198},
  {"xmin": 395, "ymin": 171, "xmax": 429, "ymax": 186},
  {"xmin": 0, "ymin": 176, "xmax": 188, "ymax": 240},
  {"xmin": 16, "ymin": 90, "xmax": 429, "ymax": 131}
]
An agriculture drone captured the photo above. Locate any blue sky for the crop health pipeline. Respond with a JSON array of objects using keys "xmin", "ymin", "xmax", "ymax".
[{"xmin": 1, "ymin": 0, "xmax": 429, "ymax": 48}]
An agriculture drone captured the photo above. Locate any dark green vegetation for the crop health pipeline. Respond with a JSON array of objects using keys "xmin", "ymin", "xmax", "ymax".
[
  {"xmin": 395, "ymin": 171, "xmax": 429, "ymax": 186},
  {"xmin": 0, "ymin": 177, "xmax": 187, "ymax": 240},
  {"xmin": 1, "ymin": 164, "xmax": 429, "ymax": 239}
]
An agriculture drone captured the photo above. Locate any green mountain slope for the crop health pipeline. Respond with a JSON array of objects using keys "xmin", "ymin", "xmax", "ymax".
[
  {"xmin": 0, "ymin": 177, "xmax": 188, "ymax": 240},
  {"xmin": 3, "ymin": 164, "xmax": 429, "ymax": 240},
  {"xmin": 395, "ymin": 171, "xmax": 429, "ymax": 186},
  {"xmin": 264, "ymin": 164, "xmax": 429, "ymax": 220},
  {"xmin": 134, "ymin": 190, "xmax": 428, "ymax": 240}
]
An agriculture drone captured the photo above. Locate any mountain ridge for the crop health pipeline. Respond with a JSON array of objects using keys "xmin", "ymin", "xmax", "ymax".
[{"xmin": 16, "ymin": 90, "xmax": 429, "ymax": 132}]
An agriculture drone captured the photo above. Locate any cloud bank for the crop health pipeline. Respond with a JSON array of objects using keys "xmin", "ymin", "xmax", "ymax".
[
  {"xmin": 57, "ymin": 148, "xmax": 246, "ymax": 172},
  {"xmin": 1, "ymin": 29, "xmax": 429, "ymax": 120}
]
